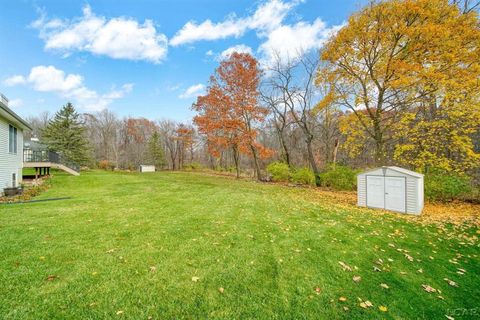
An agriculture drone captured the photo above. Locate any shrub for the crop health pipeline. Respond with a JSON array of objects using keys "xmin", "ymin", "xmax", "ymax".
[
  {"xmin": 320, "ymin": 165, "xmax": 360, "ymax": 191},
  {"xmin": 425, "ymin": 169, "xmax": 473, "ymax": 202},
  {"xmin": 291, "ymin": 167, "xmax": 315, "ymax": 185},
  {"xmin": 266, "ymin": 161, "xmax": 291, "ymax": 182},
  {"xmin": 98, "ymin": 160, "xmax": 116, "ymax": 171}
]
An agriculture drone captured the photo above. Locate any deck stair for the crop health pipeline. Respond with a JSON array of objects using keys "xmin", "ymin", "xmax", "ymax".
[{"xmin": 23, "ymin": 149, "xmax": 80, "ymax": 176}]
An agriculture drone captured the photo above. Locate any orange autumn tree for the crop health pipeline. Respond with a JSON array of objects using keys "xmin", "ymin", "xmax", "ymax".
[{"xmin": 193, "ymin": 52, "xmax": 271, "ymax": 180}]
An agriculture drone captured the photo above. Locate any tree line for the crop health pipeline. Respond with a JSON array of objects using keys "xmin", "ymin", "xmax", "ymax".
[{"xmin": 26, "ymin": 0, "xmax": 479, "ymax": 188}]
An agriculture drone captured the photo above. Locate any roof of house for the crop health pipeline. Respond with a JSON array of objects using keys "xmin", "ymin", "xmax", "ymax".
[
  {"xmin": 358, "ymin": 166, "xmax": 423, "ymax": 179},
  {"xmin": 0, "ymin": 97, "xmax": 32, "ymax": 130}
]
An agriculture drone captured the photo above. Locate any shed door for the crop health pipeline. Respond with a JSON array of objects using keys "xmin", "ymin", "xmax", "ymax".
[
  {"xmin": 366, "ymin": 176, "xmax": 385, "ymax": 209},
  {"xmin": 385, "ymin": 177, "xmax": 406, "ymax": 213}
]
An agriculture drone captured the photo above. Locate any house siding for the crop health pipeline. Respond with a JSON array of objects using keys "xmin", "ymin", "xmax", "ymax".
[{"xmin": 0, "ymin": 115, "xmax": 23, "ymax": 193}]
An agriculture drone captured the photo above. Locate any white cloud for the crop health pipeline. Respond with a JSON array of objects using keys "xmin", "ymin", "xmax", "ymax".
[
  {"xmin": 27, "ymin": 65, "xmax": 83, "ymax": 92},
  {"xmin": 3, "ymin": 75, "xmax": 27, "ymax": 86},
  {"xmin": 5, "ymin": 65, "xmax": 133, "ymax": 111},
  {"xmin": 205, "ymin": 50, "xmax": 214, "ymax": 56},
  {"xmin": 33, "ymin": 5, "xmax": 168, "ymax": 63},
  {"xmin": 249, "ymin": 0, "xmax": 297, "ymax": 33},
  {"xmin": 170, "ymin": 0, "xmax": 297, "ymax": 46},
  {"xmin": 8, "ymin": 99, "xmax": 23, "ymax": 108},
  {"xmin": 169, "ymin": 0, "xmax": 341, "ymax": 67},
  {"xmin": 179, "ymin": 84, "xmax": 205, "ymax": 99},
  {"xmin": 219, "ymin": 44, "xmax": 253, "ymax": 60},
  {"xmin": 170, "ymin": 17, "xmax": 247, "ymax": 46},
  {"xmin": 258, "ymin": 19, "xmax": 341, "ymax": 66}
]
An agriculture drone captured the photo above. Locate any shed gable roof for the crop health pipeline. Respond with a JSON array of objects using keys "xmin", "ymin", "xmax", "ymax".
[{"xmin": 358, "ymin": 166, "xmax": 423, "ymax": 179}]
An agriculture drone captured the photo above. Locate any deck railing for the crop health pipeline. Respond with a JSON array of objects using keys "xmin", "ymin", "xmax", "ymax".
[{"xmin": 23, "ymin": 149, "xmax": 80, "ymax": 173}]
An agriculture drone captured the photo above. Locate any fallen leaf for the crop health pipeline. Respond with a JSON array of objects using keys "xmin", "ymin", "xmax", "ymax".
[
  {"xmin": 373, "ymin": 266, "xmax": 381, "ymax": 272},
  {"xmin": 149, "ymin": 266, "xmax": 157, "ymax": 273},
  {"xmin": 380, "ymin": 283, "xmax": 389, "ymax": 289},
  {"xmin": 339, "ymin": 296, "xmax": 347, "ymax": 302},
  {"xmin": 443, "ymin": 278, "xmax": 458, "ymax": 287},
  {"xmin": 339, "ymin": 261, "xmax": 352, "ymax": 271},
  {"xmin": 218, "ymin": 287, "xmax": 224, "ymax": 293},
  {"xmin": 315, "ymin": 287, "xmax": 321, "ymax": 295},
  {"xmin": 445, "ymin": 315, "xmax": 454, "ymax": 320},
  {"xmin": 404, "ymin": 254, "xmax": 414, "ymax": 262},
  {"xmin": 359, "ymin": 300, "xmax": 373, "ymax": 309},
  {"xmin": 422, "ymin": 284, "xmax": 437, "ymax": 293},
  {"xmin": 379, "ymin": 306, "xmax": 388, "ymax": 312},
  {"xmin": 353, "ymin": 276, "xmax": 361, "ymax": 283},
  {"xmin": 47, "ymin": 275, "xmax": 57, "ymax": 281},
  {"xmin": 191, "ymin": 276, "xmax": 200, "ymax": 282},
  {"xmin": 116, "ymin": 310, "xmax": 124, "ymax": 315}
]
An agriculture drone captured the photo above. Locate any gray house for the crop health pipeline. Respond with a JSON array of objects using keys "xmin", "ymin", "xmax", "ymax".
[{"xmin": 0, "ymin": 94, "xmax": 32, "ymax": 193}]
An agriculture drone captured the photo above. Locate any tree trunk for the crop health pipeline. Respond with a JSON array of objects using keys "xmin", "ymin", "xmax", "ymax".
[
  {"xmin": 332, "ymin": 138, "xmax": 339, "ymax": 168},
  {"xmin": 373, "ymin": 119, "xmax": 385, "ymax": 166},
  {"xmin": 374, "ymin": 137, "xmax": 385, "ymax": 166},
  {"xmin": 279, "ymin": 131, "xmax": 291, "ymax": 166},
  {"xmin": 209, "ymin": 154, "xmax": 216, "ymax": 170},
  {"xmin": 232, "ymin": 146, "xmax": 240, "ymax": 179},
  {"xmin": 306, "ymin": 137, "xmax": 320, "ymax": 186},
  {"xmin": 250, "ymin": 145, "xmax": 262, "ymax": 181}
]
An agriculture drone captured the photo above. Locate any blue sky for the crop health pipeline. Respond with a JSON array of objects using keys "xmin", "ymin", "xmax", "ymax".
[{"xmin": 0, "ymin": 0, "xmax": 366, "ymax": 122}]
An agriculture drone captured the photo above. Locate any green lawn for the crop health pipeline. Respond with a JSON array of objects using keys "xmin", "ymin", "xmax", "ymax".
[{"xmin": 1, "ymin": 170, "xmax": 478, "ymax": 319}]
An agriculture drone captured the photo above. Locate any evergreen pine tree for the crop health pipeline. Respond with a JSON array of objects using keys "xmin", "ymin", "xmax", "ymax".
[
  {"xmin": 147, "ymin": 131, "xmax": 165, "ymax": 169},
  {"xmin": 42, "ymin": 103, "xmax": 91, "ymax": 166}
]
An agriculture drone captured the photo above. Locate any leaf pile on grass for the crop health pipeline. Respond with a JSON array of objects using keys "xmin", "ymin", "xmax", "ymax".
[
  {"xmin": 286, "ymin": 184, "xmax": 480, "ymax": 227},
  {"xmin": 0, "ymin": 177, "xmax": 51, "ymax": 203}
]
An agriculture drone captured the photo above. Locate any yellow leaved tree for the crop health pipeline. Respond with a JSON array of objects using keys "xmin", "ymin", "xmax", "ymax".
[{"xmin": 316, "ymin": 0, "xmax": 480, "ymax": 172}]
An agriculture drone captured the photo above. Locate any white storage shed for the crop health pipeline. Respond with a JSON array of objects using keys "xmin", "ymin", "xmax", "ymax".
[
  {"xmin": 357, "ymin": 166, "xmax": 424, "ymax": 215},
  {"xmin": 139, "ymin": 165, "xmax": 155, "ymax": 172}
]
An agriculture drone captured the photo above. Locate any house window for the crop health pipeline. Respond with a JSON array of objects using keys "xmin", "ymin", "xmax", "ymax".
[
  {"xmin": 8, "ymin": 124, "xmax": 17, "ymax": 154},
  {"xmin": 12, "ymin": 173, "xmax": 17, "ymax": 188}
]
